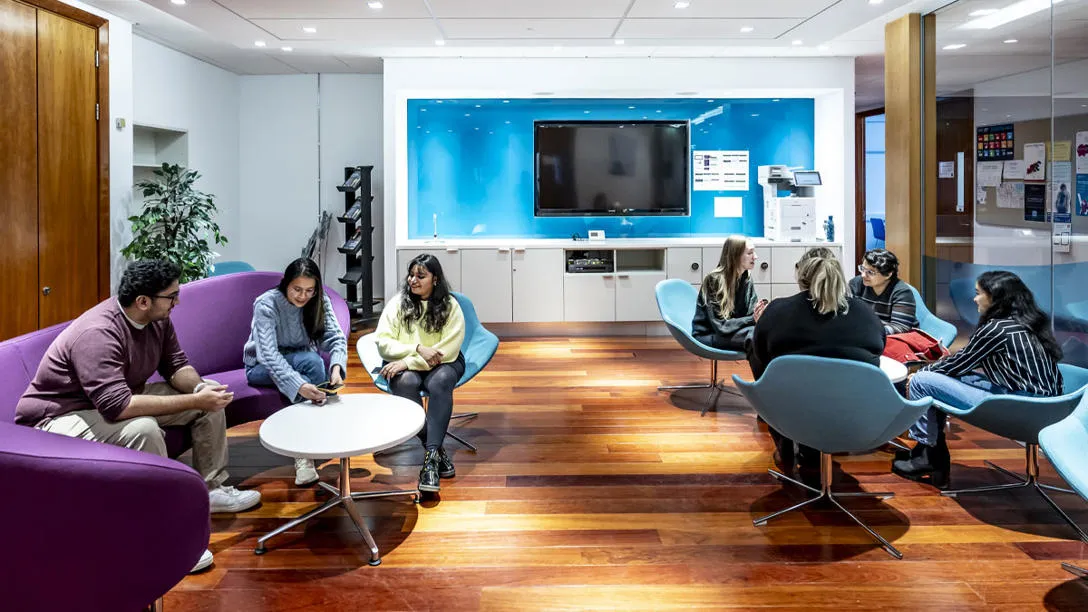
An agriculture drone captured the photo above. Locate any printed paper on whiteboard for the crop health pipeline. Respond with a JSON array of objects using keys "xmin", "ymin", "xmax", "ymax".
[
  {"xmin": 976, "ymin": 162, "xmax": 1003, "ymax": 187},
  {"xmin": 1003, "ymin": 160, "xmax": 1026, "ymax": 180},
  {"xmin": 713, "ymin": 197, "xmax": 743, "ymax": 218},
  {"xmin": 997, "ymin": 182, "xmax": 1024, "ymax": 209},
  {"xmin": 1077, "ymin": 131, "xmax": 1088, "ymax": 175},
  {"xmin": 692, "ymin": 150, "xmax": 749, "ymax": 191},
  {"xmin": 1023, "ymin": 142, "xmax": 1047, "ymax": 181},
  {"xmin": 939, "ymin": 161, "xmax": 955, "ymax": 178}
]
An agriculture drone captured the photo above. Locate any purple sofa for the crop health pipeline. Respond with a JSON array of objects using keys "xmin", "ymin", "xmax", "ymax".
[{"xmin": 0, "ymin": 271, "xmax": 350, "ymax": 610}]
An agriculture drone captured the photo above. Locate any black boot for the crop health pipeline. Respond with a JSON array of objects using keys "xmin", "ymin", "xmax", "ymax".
[
  {"xmin": 436, "ymin": 446, "xmax": 456, "ymax": 479},
  {"xmin": 769, "ymin": 428, "xmax": 794, "ymax": 472},
  {"xmin": 419, "ymin": 449, "xmax": 441, "ymax": 492},
  {"xmin": 892, "ymin": 433, "xmax": 950, "ymax": 489}
]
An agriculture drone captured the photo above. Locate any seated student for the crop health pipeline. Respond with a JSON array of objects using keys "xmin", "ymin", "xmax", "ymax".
[
  {"xmin": 243, "ymin": 257, "xmax": 348, "ymax": 486},
  {"xmin": 693, "ymin": 236, "xmax": 766, "ymax": 351},
  {"xmin": 375, "ymin": 254, "xmax": 466, "ymax": 494},
  {"xmin": 748, "ymin": 249, "xmax": 886, "ymax": 470},
  {"xmin": 16, "ymin": 259, "xmax": 261, "ymax": 574},
  {"xmin": 893, "ymin": 271, "xmax": 1063, "ymax": 488},
  {"xmin": 849, "ymin": 248, "xmax": 918, "ymax": 334}
]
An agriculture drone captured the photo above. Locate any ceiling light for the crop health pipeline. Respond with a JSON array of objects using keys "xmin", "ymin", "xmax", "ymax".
[
  {"xmin": 435, "ymin": 39, "xmax": 446, "ymax": 46},
  {"xmin": 961, "ymin": 0, "xmax": 1064, "ymax": 30},
  {"xmin": 751, "ymin": 113, "xmax": 760, "ymax": 117},
  {"xmin": 281, "ymin": 46, "xmax": 293, "ymax": 52},
  {"xmin": 303, "ymin": 26, "xmax": 316, "ymax": 33},
  {"xmin": 772, "ymin": 98, "xmax": 780, "ymax": 102},
  {"xmin": 1003, "ymin": 38, "xmax": 1018, "ymax": 43},
  {"xmin": 818, "ymin": 44, "xmax": 830, "ymax": 51},
  {"xmin": 942, "ymin": 43, "xmax": 966, "ymax": 50},
  {"xmin": 170, "ymin": 0, "xmax": 185, "ymax": 5},
  {"xmin": 614, "ymin": 39, "xmax": 625, "ymax": 45},
  {"xmin": 674, "ymin": 1, "xmax": 691, "ymax": 8},
  {"xmin": 792, "ymin": 39, "xmax": 803, "ymax": 45},
  {"xmin": 740, "ymin": 26, "xmax": 754, "ymax": 33},
  {"xmin": 503, "ymin": 100, "xmax": 510, "ymax": 103},
  {"xmin": 254, "ymin": 40, "xmax": 266, "ymax": 47},
  {"xmin": 367, "ymin": 1, "xmax": 383, "ymax": 8},
  {"xmin": 475, "ymin": 104, "xmax": 481, "ymax": 108},
  {"xmin": 969, "ymin": 9, "xmax": 999, "ymax": 16},
  {"xmin": 629, "ymin": 105, "xmax": 636, "ymax": 109},
  {"xmin": 706, "ymin": 99, "xmax": 714, "ymax": 102},
  {"xmin": 868, "ymin": 0, "xmax": 883, "ymax": 4},
  {"xmin": 584, "ymin": 110, "xmax": 591, "ymax": 114}
]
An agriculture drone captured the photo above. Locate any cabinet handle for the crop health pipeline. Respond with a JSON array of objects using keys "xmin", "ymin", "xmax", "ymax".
[
  {"xmin": 513, "ymin": 247, "xmax": 526, "ymax": 253},
  {"xmin": 690, "ymin": 262, "xmax": 700, "ymax": 271},
  {"xmin": 603, "ymin": 274, "xmax": 614, "ymax": 279},
  {"xmin": 761, "ymin": 262, "xmax": 769, "ymax": 270},
  {"xmin": 618, "ymin": 274, "xmax": 630, "ymax": 279},
  {"xmin": 446, "ymin": 248, "xmax": 459, "ymax": 254},
  {"xmin": 497, "ymin": 248, "xmax": 510, "ymax": 253}
]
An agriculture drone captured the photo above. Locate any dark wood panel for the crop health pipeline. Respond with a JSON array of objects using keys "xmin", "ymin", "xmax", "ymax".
[
  {"xmin": 36, "ymin": 9, "xmax": 99, "ymax": 327},
  {"xmin": 0, "ymin": 0, "xmax": 39, "ymax": 341}
]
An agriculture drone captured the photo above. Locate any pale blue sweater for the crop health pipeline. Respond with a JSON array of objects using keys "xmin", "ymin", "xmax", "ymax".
[{"xmin": 243, "ymin": 289, "xmax": 347, "ymax": 401}]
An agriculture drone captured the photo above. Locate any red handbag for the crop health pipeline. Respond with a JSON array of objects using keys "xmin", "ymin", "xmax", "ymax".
[{"xmin": 883, "ymin": 329, "xmax": 949, "ymax": 365}]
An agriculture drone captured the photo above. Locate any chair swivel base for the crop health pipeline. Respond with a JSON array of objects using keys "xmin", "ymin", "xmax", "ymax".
[
  {"xmin": 1064, "ymin": 563, "xmax": 1087, "ymax": 578},
  {"xmin": 657, "ymin": 360, "xmax": 742, "ymax": 416},
  {"xmin": 941, "ymin": 445, "xmax": 1088, "ymax": 544},
  {"xmin": 254, "ymin": 457, "xmax": 418, "ymax": 565},
  {"xmin": 447, "ymin": 411, "xmax": 479, "ymax": 452},
  {"xmin": 754, "ymin": 453, "xmax": 903, "ymax": 559}
]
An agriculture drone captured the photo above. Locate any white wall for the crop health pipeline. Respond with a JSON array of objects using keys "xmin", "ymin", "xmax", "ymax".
[
  {"xmin": 381, "ymin": 57, "xmax": 856, "ymax": 298},
  {"xmin": 132, "ymin": 37, "xmax": 241, "ymax": 264}
]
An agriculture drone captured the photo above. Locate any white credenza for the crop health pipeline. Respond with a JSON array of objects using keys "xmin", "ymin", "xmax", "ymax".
[{"xmin": 396, "ymin": 241, "xmax": 841, "ymax": 324}]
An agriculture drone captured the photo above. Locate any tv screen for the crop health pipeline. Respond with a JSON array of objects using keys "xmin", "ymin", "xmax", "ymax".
[{"xmin": 534, "ymin": 120, "xmax": 689, "ymax": 217}]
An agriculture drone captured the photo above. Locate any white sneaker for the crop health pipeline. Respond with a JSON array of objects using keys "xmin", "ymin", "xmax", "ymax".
[
  {"xmin": 294, "ymin": 458, "xmax": 319, "ymax": 486},
  {"xmin": 208, "ymin": 485, "xmax": 261, "ymax": 513},
  {"xmin": 190, "ymin": 549, "xmax": 213, "ymax": 573}
]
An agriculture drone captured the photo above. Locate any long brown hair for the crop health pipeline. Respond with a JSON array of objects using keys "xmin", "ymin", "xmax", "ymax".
[
  {"xmin": 399, "ymin": 254, "xmax": 453, "ymax": 333},
  {"xmin": 277, "ymin": 257, "xmax": 326, "ymax": 341},
  {"xmin": 700, "ymin": 236, "xmax": 750, "ymax": 319}
]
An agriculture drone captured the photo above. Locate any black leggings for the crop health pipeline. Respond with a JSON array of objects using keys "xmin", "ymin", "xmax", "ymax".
[{"xmin": 388, "ymin": 353, "xmax": 466, "ymax": 450}]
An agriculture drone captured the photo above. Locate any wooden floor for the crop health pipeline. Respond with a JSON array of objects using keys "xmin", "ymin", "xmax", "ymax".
[{"xmin": 169, "ymin": 336, "xmax": 1088, "ymax": 611}]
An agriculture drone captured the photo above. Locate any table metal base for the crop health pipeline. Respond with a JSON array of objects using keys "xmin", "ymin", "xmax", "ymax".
[{"xmin": 254, "ymin": 457, "xmax": 419, "ymax": 565}]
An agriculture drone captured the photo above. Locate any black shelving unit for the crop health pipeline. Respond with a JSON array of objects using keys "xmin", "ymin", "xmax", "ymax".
[{"xmin": 335, "ymin": 165, "xmax": 378, "ymax": 330}]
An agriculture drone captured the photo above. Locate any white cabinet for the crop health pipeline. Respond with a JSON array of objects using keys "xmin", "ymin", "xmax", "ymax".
[
  {"xmin": 512, "ymin": 248, "xmax": 564, "ymax": 322},
  {"xmin": 770, "ymin": 284, "xmax": 799, "ymax": 300},
  {"xmin": 771, "ymin": 247, "xmax": 807, "ymax": 284},
  {"xmin": 701, "ymin": 247, "xmax": 722, "ymax": 276},
  {"xmin": 397, "ymin": 248, "xmax": 462, "ymax": 291},
  {"xmin": 616, "ymin": 272, "xmax": 666, "ymax": 322},
  {"xmin": 563, "ymin": 274, "xmax": 616, "ymax": 322},
  {"xmin": 666, "ymin": 248, "xmax": 703, "ymax": 284},
  {"xmin": 460, "ymin": 249, "xmax": 512, "ymax": 323},
  {"xmin": 754, "ymin": 283, "xmax": 771, "ymax": 301}
]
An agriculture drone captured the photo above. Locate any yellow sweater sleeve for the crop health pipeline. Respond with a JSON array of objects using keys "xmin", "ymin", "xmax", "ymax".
[
  {"xmin": 375, "ymin": 298, "xmax": 418, "ymax": 362},
  {"xmin": 430, "ymin": 300, "xmax": 465, "ymax": 368}
]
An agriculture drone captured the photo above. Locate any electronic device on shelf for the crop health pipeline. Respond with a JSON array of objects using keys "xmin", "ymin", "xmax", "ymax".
[
  {"xmin": 337, "ymin": 169, "xmax": 362, "ymax": 192},
  {"xmin": 341, "ymin": 229, "xmax": 362, "ymax": 252},
  {"xmin": 339, "ymin": 199, "xmax": 362, "ymax": 222},
  {"xmin": 566, "ymin": 249, "xmax": 614, "ymax": 273}
]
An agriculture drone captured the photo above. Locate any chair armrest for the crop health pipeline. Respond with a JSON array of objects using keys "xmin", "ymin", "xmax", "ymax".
[
  {"xmin": 0, "ymin": 422, "xmax": 210, "ymax": 611},
  {"xmin": 356, "ymin": 333, "xmax": 387, "ymax": 387}
]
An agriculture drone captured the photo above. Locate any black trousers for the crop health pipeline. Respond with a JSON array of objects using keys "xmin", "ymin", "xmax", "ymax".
[{"xmin": 388, "ymin": 353, "xmax": 466, "ymax": 450}]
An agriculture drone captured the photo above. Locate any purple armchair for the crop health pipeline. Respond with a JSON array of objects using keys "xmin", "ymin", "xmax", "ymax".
[{"xmin": 0, "ymin": 272, "xmax": 350, "ymax": 610}]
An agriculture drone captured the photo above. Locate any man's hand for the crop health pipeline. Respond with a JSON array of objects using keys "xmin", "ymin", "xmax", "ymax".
[
  {"xmin": 193, "ymin": 384, "xmax": 233, "ymax": 412},
  {"xmin": 416, "ymin": 345, "xmax": 444, "ymax": 367},
  {"xmin": 380, "ymin": 359, "xmax": 409, "ymax": 379},
  {"xmin": 329, "ymin": 365, "xmax": 344, "ymax": 387},
  {"xmin": 299, "ymin": 383, "xmax": 327, "ymax": 405}
]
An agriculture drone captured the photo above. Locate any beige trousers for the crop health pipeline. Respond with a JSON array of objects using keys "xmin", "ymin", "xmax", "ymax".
[{"xmin": 36, "ymin": 382, "xmax": 229, "ymax": 489}]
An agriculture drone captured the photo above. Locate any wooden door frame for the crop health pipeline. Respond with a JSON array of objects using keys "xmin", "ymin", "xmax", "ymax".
[
  {"xmin": 855, "ymin": 107, "xmax": 885, "ymax": 267},
  {"xmin": 18, "ymin": 0, "xmax": 110, "ymax": 300}
]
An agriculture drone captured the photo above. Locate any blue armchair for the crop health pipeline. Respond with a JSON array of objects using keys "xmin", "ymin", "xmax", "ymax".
[
  {"xmin": 732, "ymin": 355, "xmax": 933, "ymax": 559},
  {"xmin": 905, "ymin": 284, "xmax": 957, "ymax": 348},
  {"xmin": 1040, "ymin": 395, "xmax": 1088, "ymax": 578},
  {"xmin": 655, "ymin": 279, "xmax": 747, "ymax": 416},
  {"xmin": 357, "ymin": 292, "xmax": 499, "ymax": 452},
  {"xmin": 936, "ymin": 363, "xmax": 1088, "ymax": 544}
]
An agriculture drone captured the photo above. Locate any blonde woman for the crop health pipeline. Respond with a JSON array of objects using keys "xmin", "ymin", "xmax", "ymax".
[
  {"xmin": 693, "ymin": 236, "xmax": 767, "ymax": 351},
  {"xmin": 747, "ymin": 248, "xmax": 886, "ymax": 471}
]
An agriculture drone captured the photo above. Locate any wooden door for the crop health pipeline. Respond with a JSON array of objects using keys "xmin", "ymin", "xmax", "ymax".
[
  {"xmin": 36, "ymin": 9, "xmax": 100, "ymax": 328},
  {"xmin": 0, "ymin": 0, "xmax": 40, "ymax": 340}
]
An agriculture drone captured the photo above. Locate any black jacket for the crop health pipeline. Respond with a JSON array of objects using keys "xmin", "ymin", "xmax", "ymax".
[
  {"xmin": 693, "ymin": 273, "xmax": 758, "ymax": 347},
  {"xmin": 749, "ymin": 291, "xmax": 886, "ymax": 379}
]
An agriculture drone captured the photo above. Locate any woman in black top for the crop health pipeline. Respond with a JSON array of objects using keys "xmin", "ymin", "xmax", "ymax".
[
  {"xmin": 848, "ymin": 249, "xmax": 918, "ymax": 334},
  {"xmin": 893, "ymin": 271, "xmax": 1063, "ymax": 488},
  {"xmin": 693, "ymin": 236, "xmax": 766, "ymax": 351},
  {"xmin": 748, "ymin": 248, "xmax": 886, "ymax": 469}
]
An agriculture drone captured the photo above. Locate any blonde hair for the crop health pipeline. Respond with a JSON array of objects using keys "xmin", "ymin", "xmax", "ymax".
[
  {"xmin": 796, "ymin": 250, "xmax": 848, "ymax": 316},
  {"xmin": 700, "ymin": 235, "xmax": 750, "ymax": 319}
]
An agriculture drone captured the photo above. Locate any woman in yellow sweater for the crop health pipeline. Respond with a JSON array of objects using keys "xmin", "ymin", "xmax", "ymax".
[{"xmin": 376, "ymin": 253, "xmax": 465, "ymax": 493}]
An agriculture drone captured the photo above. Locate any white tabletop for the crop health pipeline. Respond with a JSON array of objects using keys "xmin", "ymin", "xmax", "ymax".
[
  {"xmin": 880, "ymin": 356, "xmax": 909, "ymax": 384},
  {"xmin": 259, "ymin": 393, "xmax": 425, "ymax": 460}
]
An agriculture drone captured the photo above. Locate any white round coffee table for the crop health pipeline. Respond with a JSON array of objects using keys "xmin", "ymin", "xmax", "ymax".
[
  {"xmin": 879, "ymin": 356, "xmax": 909, "ymax": 384},
  {"xmin": 255, "ymin": 393, "xmax": 425, "ymax": 565}
]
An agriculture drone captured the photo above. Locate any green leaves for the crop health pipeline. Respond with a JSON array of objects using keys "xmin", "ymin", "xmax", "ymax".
[{"xmin": 122, "ymin": 163, "xmax": 228, "ymax": 283}]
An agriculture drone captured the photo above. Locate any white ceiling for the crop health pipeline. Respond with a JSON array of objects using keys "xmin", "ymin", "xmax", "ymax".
[{"xmin": 84, "ymin": 0, "xmax": 921, "ymax": 75}]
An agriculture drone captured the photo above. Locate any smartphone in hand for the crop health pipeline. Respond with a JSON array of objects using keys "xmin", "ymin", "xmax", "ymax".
[{"xmin": 316, "ymin": 381, "xmax": 345, "ymax": 395}]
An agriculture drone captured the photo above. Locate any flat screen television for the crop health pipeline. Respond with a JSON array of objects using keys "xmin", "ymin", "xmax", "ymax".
[{"xmin": 534, "ymin": 120, "xmax": 690, "ymax": 217}]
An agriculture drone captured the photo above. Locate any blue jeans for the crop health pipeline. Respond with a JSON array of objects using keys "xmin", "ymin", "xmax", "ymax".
[
  {"xmin": 246, "ymin": 351, "xmax": 327, "ymax": 400},
  {"xmin": 907, "ymin": 371, "xmax": 1024, "ymax": 446}
]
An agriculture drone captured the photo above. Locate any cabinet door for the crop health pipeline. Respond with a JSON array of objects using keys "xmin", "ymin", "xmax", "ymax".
[
  {"xmin": 754, "ymin": 283, "xmax": 771, "ymax": 302},
  {"xmin": 397, "ymin": 249, "xmax": 461, "ymax": 291},
  {"xmin": 459, "ymin": 249, "xmax": 512, "ymax": 323},
  {"xmin": 512, "ymin": 248, "xmax": 564, "ymax": 322},
  {"xmin": 702, "ymin": 246, "xmax": 723, "ymax": 275},
  {"xmin": 563, "ymin": 274, "xmax": 616, "ymax": 322},
  {"xmin": 770, "ymin": 247, "xmax": 808, "ymax": 284},
  {"xmin": 666, "ymin": 248, "xmax": 702, "ymax": 284},
  {"xmin": 616, "ymin": 272, "xmax": 666, "ymax": 322},
  {"xmin": 770, "ymin": 283, "xmax": 799, "ymax": 300}
]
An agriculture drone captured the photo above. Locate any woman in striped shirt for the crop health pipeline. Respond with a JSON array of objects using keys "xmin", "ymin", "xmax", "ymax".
[{"xmin": 893, "ymin": 271, "xmax": 1063, "ymax": 488}]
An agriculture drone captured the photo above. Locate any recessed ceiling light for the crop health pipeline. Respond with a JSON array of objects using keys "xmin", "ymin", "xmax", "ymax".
[
  {"xmin": 706, "ymin": 99, "xmax": 714, "ymax": 102},
  {"xmin": 868, "ymin": 0, "xmax": 883, "ymax": 4},
  {"xmin": 170, "ymin": 0, "xmax": 185, "ymax": 5},
  {"xmin": 740, "ymin": 26, "xmax": 754, "ymax": 33},
  {"xmin": 818, "ymin": 44, "xmax": 830, "ymax": 51},
  {"xmin": 503, "ymin": 100, "xmax": 510, "ymax": 103},
  {"xmin": 751, "ymin": 113, "xmax": 760, "ymax": 117},
  {"xmin": 629, "ymin": 105, "xmax": 636, "ymax": 109},
  {"xmin": 655, "ymin": 109, "xmax": 662, "ymax": 113},
  {"xmin": 969, "ymin": 9, "xmax": 999, "ymax": 17},
  {"xmin": 792, "ymin": 39, "xmax": 803, "ymax": 45},
  {"xmin": 367, "ymin": 1, "xmax": 383, "ymax": 8},
  {"xmin": 435, "ymin": 39, "xmax": 446, "ymax": 46},
  {"xmin": 254, "ymin": 40, "xmax": 266, "ymax": 47},
  {"xmin": 303, "ymin": 26, "xmax": 317, "ymax": 33},
  {"xmin": 584, "ymin": 110, "xmax": 591, "ymax": 114},
  {"xmin": 1003, "ymin": 39, "xmax": 1018, "ymax": 43},
  {"xmin": 674, "ymin": 1, "xmax": 690, "ymax": 8},
  {"xmin": 475, "ymin": 104, "xmax": 481, "ymax": 108},
  {"xmin": 772, "ymin": 98, "xmax": 780, "ymax": 102},
  {"xmin": 943, "ymin": 43, "xmax": 966, "ymax": 50},
  {"xmin": 614, "ymin": 39, "xmax": 625, "ymax": 45},
  {"xmin": 464, "ymin": 113, "xmax": 471, "ymax": 117},
  {"xmin": 962, "ymin": 0, "xmax": 1064, "ymax": 31},
  {"xmin": 281, "ymin": 46, "xmax": 293, "ymax": 52}
]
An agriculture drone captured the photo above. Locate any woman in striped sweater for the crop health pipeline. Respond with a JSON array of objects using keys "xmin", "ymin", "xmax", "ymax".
[
  {"xmin": 848, "ymin": 248, "xmax": 918, "ymax": 334},
  {"xmin": 893, "ymin": 271, "xmax": 1063, "ymax": 488}
]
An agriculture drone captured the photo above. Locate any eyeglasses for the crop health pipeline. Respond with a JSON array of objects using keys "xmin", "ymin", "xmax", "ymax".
[
  {"xmin": 289, "ymin": 286, "xmax": 316, "ymax": 298},
  {"xmin": 857, "ymin": 265, "xmax": 879, "ymax": 277},
  {"xmin": 152, "ymin": 292, "xmax": 180, "ymax": 304}
]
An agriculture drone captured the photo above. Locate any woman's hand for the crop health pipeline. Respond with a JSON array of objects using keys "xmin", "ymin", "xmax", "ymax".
[
  {"xmin": 380, "ymin": 359, "xmax": 409, "ymax": 379},
  {"xmin": 753, "ymin": 299, "xmax": 770, "ymax": 323},
  {"xmin": 416, "ymin": 344, "xmax": 445, "ymax": 367},
  {"xmin": 329, "ymin": 365, "xmax": 344, "ymax": 387},
  {"xmin": 299, "ymin": 383, "xmax": 327, "ymax": 405}
]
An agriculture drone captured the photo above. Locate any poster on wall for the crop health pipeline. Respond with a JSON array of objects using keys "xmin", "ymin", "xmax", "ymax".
[
  {"xmin": 997, "ymin": 182, "xmax": 1024, "ymax": 209},
  {"xmin": 976, "ymin": 186, "xmax": 990, "ymax": 208},
  {"xmin": 1003, "ymin": 160, "xmax": 1026, "ymax": 180},
  {"xmin": 1077, "ymin": 174, "xmax": 1088, "ymax": 216},
  {"xmin": 1051, "ymin": 162, "xmax": 1073, "ymax": 214},
  {"xmin": 1024, "ymin": 183, "xmax": 1047, "ymax": 221},
  {"xmin": 1077, "ymin": 131, "xmax": 1088, "ymax": 174},
  {"xmin": 1053, "ymin": 212, "xmax": 1072, "ymax": 253},
  {"xmin": 977, "ymin": 124, "xmax": 1015, "ymax": 161},
  {"xmin": 1024, "ymin": 142, "xmax": 1047, "ymax": 181},
  {"xmin": 692, "ymin": 150, "xmax": 749, "ymax": 191},
  {"xmin": 1051, "ymin": 141, "xmax": 1071, "ymax": 162},
  {"xmin": 939, "ymin": 161, "xmax": 955, "ymax": 178},
  {"xmin": 977, "ymin": 161, "xmax": 1003, "ymax": 187}
]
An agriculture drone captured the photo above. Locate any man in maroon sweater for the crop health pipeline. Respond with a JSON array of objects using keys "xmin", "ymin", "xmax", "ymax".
[{"xmin": 16, "ymin": 260, "xmax": 260, "ymax": 573}]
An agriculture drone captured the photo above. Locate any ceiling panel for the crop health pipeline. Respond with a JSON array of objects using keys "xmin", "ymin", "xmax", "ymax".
[
  {"xmin": 616, "ymin": 18, "xmax": 801, "ymax": 40},
  {"xmin": 427, "ymin": 0, "xmax": 631, "ymax": 19},
  {"xmin": 628, "ymin": 0, "xmax": 835, "ymax": 19},
  {"xmin": 336, "ymin": 56, "xmax": 384, "ymax": 73},
  {"xmin": 441, "ymin": 19, "xmax": 619, "ymax": 40},
  {"xmin": 215, "ymin": 0, "xmax": 432, "ymax": 19},
  {"xmin": 273, "ymin": 54, "xmax": 357, "ymax": 73},
  {"xmin": 250, "ymin": 18, "xmax": 441, "ymax": 44}
]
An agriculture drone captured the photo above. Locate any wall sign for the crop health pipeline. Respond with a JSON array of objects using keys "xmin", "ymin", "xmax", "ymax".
[
  {"xmin": 977, "ymin": 123, "xmax": 1014, "ymax": 161},
  {"xmin": 692, "ymin": 150, "xmax": 749, "ymax": 191}
]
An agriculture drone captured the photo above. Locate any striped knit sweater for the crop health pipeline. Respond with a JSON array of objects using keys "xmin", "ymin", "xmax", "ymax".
[{"xmin": 848, "ymin": 276, "xmax": 918, "ymax": 334}]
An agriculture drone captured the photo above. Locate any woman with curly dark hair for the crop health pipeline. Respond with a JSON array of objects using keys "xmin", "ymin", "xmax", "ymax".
[{"xmin": 375, "ymin": 253, "xmax": 465, "ymax": 493}]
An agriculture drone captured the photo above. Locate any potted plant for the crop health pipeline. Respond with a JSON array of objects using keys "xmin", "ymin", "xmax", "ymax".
[{"xmin": 122, "ymin": 163, "xmax": 228, "ymax": 283}]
